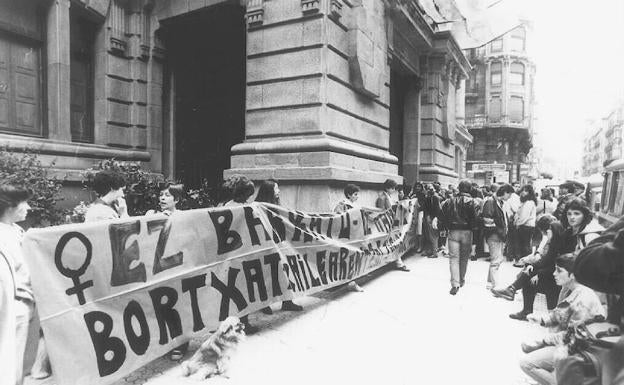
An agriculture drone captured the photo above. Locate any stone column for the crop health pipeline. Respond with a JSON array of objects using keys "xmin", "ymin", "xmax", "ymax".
[
  {"xmin": 455, "ymin": 78, "xmax": 465, "ymax": 126},
  {"xmin": 402, "ymin": 78, "xmax": 421, "ymax": 185},
  {"xmin": 46, "ymin": 0, "xmax": 71, "ymax": 141}
]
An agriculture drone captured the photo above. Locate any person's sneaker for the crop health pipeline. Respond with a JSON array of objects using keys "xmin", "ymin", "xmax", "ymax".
[
  {"xmin": 521, "ymin": 340, "xmax": 545, "ymax": 353},
  {"xmin": 261, "ymin": 306, "xmax": 273, "ymax": 315},
  {"xmin": 244, "ymin": 323, "xmax": 260, "ymax": 335},
  {"xmin": 426, "ymin": 253, "xmax": 438, "ymax": 258},
  {"xmin": 512, "ymin": 261, "xmax": 525, "ymax": 268},
  {"xmin": 449, "ymin": 287, "xmax": 459, "ymax": 295},
  {"xmin": 491, "ymin": 287, "xmax": 515, "ymax": 301},
  {"xmin": 348, "ymin": 281, "xmax": 364, "ymax": 292},
  {"xmin": 396, "ymin": 264, "xmax": 410, "ymax": 272},
  {"xmin": 509, "ymin": 311, "xmax": 529, "ymax": 321},
  {"xmin": 281, "ymin": 300, "xmax": 303, "ymax": 311}
]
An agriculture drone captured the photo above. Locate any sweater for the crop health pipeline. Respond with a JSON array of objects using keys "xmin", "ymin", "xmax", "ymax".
[{"xmin": 515, "ymin": 200, "xmax": 536, "ymax": 227}]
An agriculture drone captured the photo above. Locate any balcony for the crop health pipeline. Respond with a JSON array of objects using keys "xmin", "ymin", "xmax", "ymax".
[{"xmin": 465, "ymin": 114, "xmax": 530, "ymax": 130}]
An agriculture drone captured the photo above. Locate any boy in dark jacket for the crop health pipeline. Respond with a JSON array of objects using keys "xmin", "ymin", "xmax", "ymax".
[{"xmin": 440, "ymin": 180, "xmax": 480, "ymax": 295}]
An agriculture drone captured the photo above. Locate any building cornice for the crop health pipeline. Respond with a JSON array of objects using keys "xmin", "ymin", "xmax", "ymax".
[{"xmin": 432, "ymin": 30, "xmax": 471, "ymax": 78}]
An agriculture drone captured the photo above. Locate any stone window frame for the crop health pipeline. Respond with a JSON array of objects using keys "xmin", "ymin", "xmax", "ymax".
[
  {"xmin": 510, "ymin": 62, "xmax": 525, "ymax": 85},
  {"xmin": 509, "ymin": 95, "xmax": 524, "ymax": 123},
  {"xmin": 490, "ymin": 61, "xmax": 502, "ymax": 86},
  {"xmin": 0, "ymin": 1, "xmax": 46, "ymax": 138},
  {"xmin": 511, "ymin": 27, "xmax": 526, "ymax": 52},
  {"xmin": 490, "ymin": 37, "xmax": 503, "ymax": 53}
]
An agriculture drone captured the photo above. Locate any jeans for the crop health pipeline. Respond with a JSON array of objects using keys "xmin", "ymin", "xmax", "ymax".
[
  {"xmin": 517, "ymin": 225, "xmax": 535, "ymax": 259},
  {"xmin": 448, "ymin": 230, "xmax": 473, "ymax": 288},
  {"xmin": 486, "ymin": 233, "xmax": 505, "ymax": 288},
  {"xmin": 16, "ymin": 299, "xmax": 36, "ymax": 385},
  {"xmin": 519, "ymin": 346, "xmax": 557, "ymax": 385}
]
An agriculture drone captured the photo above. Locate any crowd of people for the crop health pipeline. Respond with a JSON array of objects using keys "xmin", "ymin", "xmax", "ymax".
[{"xmin": 1, "ymin": 171, "xmax": 624, "ymax": 385}]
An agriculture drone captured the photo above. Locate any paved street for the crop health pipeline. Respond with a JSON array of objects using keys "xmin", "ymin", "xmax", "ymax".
[{"xmin": 28, "ymin": 251, "xmax": 548, "ymax": 385}]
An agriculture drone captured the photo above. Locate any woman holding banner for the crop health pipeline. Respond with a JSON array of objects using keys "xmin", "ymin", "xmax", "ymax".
[
  {"xmin": 0, "ymin": 184, "xmax": 41, "ymax": 384},
  {"xmin": 255, "ymin": 180, "xmax": 305, "ymax": 312}
]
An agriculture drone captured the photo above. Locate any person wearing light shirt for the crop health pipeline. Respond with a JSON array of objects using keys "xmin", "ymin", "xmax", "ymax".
[{"xmin": 515, "ymin": 185, "xmax": 538, "ymax": 265}]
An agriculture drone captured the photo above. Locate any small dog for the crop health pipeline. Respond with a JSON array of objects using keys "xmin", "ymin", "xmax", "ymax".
[{"xmin": 181, "ymin": 316, "xmax": 246, "ymax": 379}]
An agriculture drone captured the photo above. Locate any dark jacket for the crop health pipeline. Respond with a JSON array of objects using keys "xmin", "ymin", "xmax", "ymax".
[
  {"xmin": 481, "ymin": 196, "xmax": 508, "ymax": 239},
  {"xmin": 440, "ymin": 193, "xmax": 479, "ymax": 231},
  {"xmin": 531, "ymin": 222, "xmax": 565, "ymax": 288},
  {"xmin": 421, "ymin": 193, "xmax": 441, "ymax": 219}
]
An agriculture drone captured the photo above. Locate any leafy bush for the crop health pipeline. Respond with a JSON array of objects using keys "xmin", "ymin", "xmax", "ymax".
[
  {"xmin": 0, "ymin": 148, "xmax": 67, "ymax": 227},
  {"xmin": 81, "ymin": 159, "xmax": 216, "ymax": 217}
]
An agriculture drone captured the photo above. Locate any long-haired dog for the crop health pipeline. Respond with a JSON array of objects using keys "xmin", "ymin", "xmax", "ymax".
[{"xmin": 181, "ymin": 316, "xmax": 246, "ymax": 379}]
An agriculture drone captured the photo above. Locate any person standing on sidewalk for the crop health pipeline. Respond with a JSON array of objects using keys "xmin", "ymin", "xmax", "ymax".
[
  {"xmin": 514, "ymin": 185, "xmax": 537, "ymax": 267},
  {"xmin": 440, "ymin": 180, "xmax": 480, "ymax": 295},
  {"xmin": 421, "ymin": 184, "xmax": 442, "ymax": 258},
  {"xmin": 375, "ymin": 179, "xmax": 410, "ymax": 272},
  {"xmin": 482, "ymin": 183, "xmax": 514, "ymax": 289}
]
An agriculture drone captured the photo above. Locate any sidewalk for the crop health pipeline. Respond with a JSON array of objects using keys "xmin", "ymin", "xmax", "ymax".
[{"xmin": 27, "ymin": 251, "xmax": 544, "ymax": 385}]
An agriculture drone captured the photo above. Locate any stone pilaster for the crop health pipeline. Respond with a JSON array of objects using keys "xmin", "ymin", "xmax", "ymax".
[
  {"xmin": 46, "ymin": 0, "xmax": 71, "ymax": 141},
  {"xmin": 226, "ymin": 0, "xmax": 400, "ymax": 211}
]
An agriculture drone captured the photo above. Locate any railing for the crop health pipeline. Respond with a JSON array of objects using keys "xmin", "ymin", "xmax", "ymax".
[{"xmin": 465, "ymin": 114, "xmax": 530, "ymax": 129}]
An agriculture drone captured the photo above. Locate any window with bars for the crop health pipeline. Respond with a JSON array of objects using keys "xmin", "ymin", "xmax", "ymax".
[
  {"xmin": 510, "ymin": 62, "xmax": 525, "ymax": 85},
  {"xmin": 509, "ymin": 96, "xmax": 524, "ymax": 122},
  {"xmin": 490, "ymin": 61, "xmax": 502, "ymax": 86}
]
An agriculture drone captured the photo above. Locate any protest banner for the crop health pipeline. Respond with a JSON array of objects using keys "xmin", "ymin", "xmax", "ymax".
[{"xmin": 22, "ymin": 200, "xmax": 416, "ymax": 385}]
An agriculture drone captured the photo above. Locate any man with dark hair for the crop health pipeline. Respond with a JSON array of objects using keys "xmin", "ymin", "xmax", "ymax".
[
  {"xmin": 334, "ymin": 183, "xmax": 360, "ymax": 213},
  {"xmin": 85, "ymin": 170, "xmax": 128, "ymax": 222},
  {"xmin": 422, "ymin": 183, "xmax": 442, "ymax": 258},
  {"xmin": 482, "ymin": 183, "xmax": 514, "ymax": 289},
  {"xmin": 440, "ymin": 180, "xmax": 479, "ymax": 295}
]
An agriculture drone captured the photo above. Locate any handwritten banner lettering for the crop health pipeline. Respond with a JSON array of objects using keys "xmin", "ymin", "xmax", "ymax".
[{"xmin": 22, "ymin": 200, "xmax": 416, "ymax": 385}]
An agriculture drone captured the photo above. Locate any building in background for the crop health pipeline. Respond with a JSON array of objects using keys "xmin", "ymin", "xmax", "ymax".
[
  {"xmin": 582, "ymin": 104, "xmax": 624, "ymax": 176},
  {"xmin": 464, "ymin": 22, "xmax": 535, "ymax": 185},
  {"xmin": 0, "ymin": 0, "xmax": 476, "ymax": 212}
]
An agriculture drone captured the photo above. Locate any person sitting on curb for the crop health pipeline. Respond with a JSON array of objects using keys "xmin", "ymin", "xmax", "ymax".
[
  {"xmin": 518, "ymin": 254, "xmax": 606, "ymax": 385},
  {"xmin": 491, "ymin": 215, "xmax": 563, "ymax": 320},
  {"xmin": 84, "ymin": 170, "xmax": 129, "ymax": 222},
  {"xmin": 334, "ymin": 183, "xmax": 365, "ymax": 292}
]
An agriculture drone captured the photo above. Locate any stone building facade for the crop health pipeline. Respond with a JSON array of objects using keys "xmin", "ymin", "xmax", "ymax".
[
  {"xmin": 464, "ymin": 23, "xmax": 534, "ymax": 185},
  {"xmin": 582, "ymin": 104, "xmax": 624, "ymax": 176},
  {"xmin": 0, "ymin": 0, "xmax": 471, "ymax": 212}
]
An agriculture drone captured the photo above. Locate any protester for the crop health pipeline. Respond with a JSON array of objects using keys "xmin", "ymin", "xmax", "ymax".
[
  {"xmin": 222, "ymin": 176, "xmax": 260, "ymax": 334},
  {"xmin": 334, "ymin": 183, "xmax": 360, "ymax": 214},
  {"xmin": 375, "ymin": 179, "xmax": 410, "ymax": 272},
  {"xmin": 561, "ymin": 215, "xmax": 624, "ymax": 385},
  {"xmin": 536, "ymin": 188, "xmax": 557, "ymax": 216},
  {"xmin": 84, "ymin": 170, "xmax": 128, "ymax": 222},
  {"xmin": 492, "ymin": 215, "xmax": 563, "ymax": 320},
  {"xmin": 255, "ymin": 180, "xmax": 307, "ymax": 307},
  {"xmin": 514, "ymin": 185, "xmax": 538, "ymax": 267},
  {"xmin": 482, "ymin": 183, "xmax": 514, "ymax": 289},
  {"xmin": 504, "ymin": 182, "xmax": 522, "ymax": 263},
  {"xmin": 147, "ymin": 183, "xmax": 185, "ymax": 216},
  {"xmin": 439, "ymin": 180, "xmax": 479, "ymax": 295},
  {"xmin": 0, "ymin": 184, "xmax": 34, "ymax": 385},
  {"xmin": 410, "ymin": 182, "xmax": 426, "ymax": 253},
  {"xmin": 560, "ymin": 198, "xmax": 603, "ymax": 252},
  {"xmin": 470, "ymin": 185, "xmax": 485, "ymax": 261},
  {"xmin": 147, "ymin": 183, "xmax": 189, "ymax": 360},
  {"xmin": 421, "ymin": 183, "xmax": 442, "ymax": 258},
  {"xmin": 553, "ymin": 180, "xmax": 584, "ymax": 221},
  {"xmin": 519, "ymin": 254, "xmax": 606, "ymax": 385}
]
